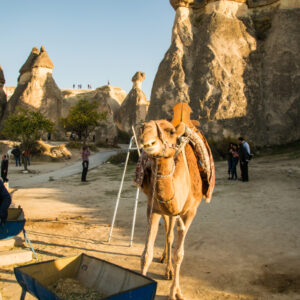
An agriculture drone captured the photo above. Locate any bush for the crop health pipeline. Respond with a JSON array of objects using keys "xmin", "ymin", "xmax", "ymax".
[
  {"xmin": 67, "ymin": 141, "xmax": 98, "ymax": 151},
  {"xmin": 107, "ymin": 150, "xmax": 139, "ymax": 165},
  {"xmin": 67, "ymin": 141, "xmax": 83, "ymax": 149},
  {"xmin": 116, "ymin": 129, "xmax": 130, "ymax": 144}
]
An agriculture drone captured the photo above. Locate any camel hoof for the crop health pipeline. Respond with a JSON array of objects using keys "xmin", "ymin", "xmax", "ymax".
[
  {"xmin": 159, "ymin": 254, "xmax": 167, "ymax": 264},
  {"xmin": 165, "ymin": 270, "xmax": 173, "ymax": 280},
  {"xmin": 176, "ymin": 294, "xmax": 184, "ymax": 300}
]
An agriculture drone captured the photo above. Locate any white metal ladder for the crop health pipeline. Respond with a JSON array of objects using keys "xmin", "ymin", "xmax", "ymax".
[{"xmin": 107, "ymin": 127, "xmax": 141, "ymax": 246}]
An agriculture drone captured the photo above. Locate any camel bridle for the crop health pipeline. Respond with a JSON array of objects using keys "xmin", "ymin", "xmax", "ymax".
[{"xmin": 147, "ymin": 121, "xmax": 190, "ymax": 179}]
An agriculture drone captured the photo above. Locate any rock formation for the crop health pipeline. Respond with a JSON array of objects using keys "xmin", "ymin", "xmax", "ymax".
[
  {"xmin": 62, "ymin": 85, "xmax": 127, "ymax": 144},
  {"xmin": 147, "ymin": 0, "xmax": 300, "ymax": 146},
  {"xmin": 0, "ymin": 65, "xmax": 7, "ymax": 120},
  {"xmin": 3, "ymin": 87, "xmax": 16, "ymax": 100},
  {"xmin": 3, "ymin": 46, "xmax": 63, "ymax": 136},
  {"xmin": 115, "ymin": 72, "xmax": 149, "ymax": 133}
]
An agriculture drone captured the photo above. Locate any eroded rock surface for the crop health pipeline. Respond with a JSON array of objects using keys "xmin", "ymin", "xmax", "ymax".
[
  {"xmin": 0, "ymin": 65, "xmax": 7, "ymax": 120},
  {"xmin": 62, "ymin": 85, "xmax": 127, "ymax": 144},
  {"xmin": 3, "ymin": 46, "xmax": 64, "ymax": 137},
  {"xmin": 147, "ymin": 0, "xmax": 300, "ymax": 145}
]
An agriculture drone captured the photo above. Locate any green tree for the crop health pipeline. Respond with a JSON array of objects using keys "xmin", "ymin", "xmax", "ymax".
[
  {"xmin": 61, "ymin": 99, "xmax": 106, "ymax": 144},
  {"xmin": 3, "ymin": 108, "xmax": 54, "ymax": 170},
  {"xmin": 3, "ymin": 108, "xmax": 54, "ymax": 151}
]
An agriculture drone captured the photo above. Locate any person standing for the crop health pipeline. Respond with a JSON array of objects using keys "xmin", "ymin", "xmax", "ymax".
[
  {"xmin": 23, "ymin": 149, "xmax": 31, "ymax": 166},
  {"xmin": 1, "ymin": 155, "xmax": 9, "ymax": 182},
  {"xmin": 227, "ymin": 143, "xmax": 233, "ymax": 180},
  {"xmin": 230, "ymin": 144, "xmax": 239, "ymax": 180},
  {"xmin": 0, "ymin": 179, "xmax": 11, "ymax": 226},
  {"xmin": 81, "ymin": 146, "xmax": 90, "ymax": 182},
  {"xmin": 238, "ymin": 137, "xmax": 251, "ymax": 182},
  {"xmin": 12, "ymin": 146, "xmax": 21, "ymax": 167}
]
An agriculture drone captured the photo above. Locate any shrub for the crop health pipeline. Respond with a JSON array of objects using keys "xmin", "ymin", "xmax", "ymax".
[{"xmin": 107, "ymin": 150, "xmax": 139, "ymax": 165}]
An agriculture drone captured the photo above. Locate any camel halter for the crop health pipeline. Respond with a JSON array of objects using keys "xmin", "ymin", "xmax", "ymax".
[{"xmin": 153, "ymin": 122, "xmax": 178, "ymax": 158}]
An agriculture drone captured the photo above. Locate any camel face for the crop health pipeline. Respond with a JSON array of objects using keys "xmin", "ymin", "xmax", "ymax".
[{"xmin": 140, "ymin": 120, "xmax": 183, "ymax": 157}]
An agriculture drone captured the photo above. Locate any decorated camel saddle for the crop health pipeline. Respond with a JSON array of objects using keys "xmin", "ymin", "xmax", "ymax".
[{"xmin": 135, "ymin": 103, "xmax": 215, "ymax": 203}]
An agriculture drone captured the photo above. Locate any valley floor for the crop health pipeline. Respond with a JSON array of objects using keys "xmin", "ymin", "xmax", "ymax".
[{"xmin": 0, "ymin": 151, "xmax": 300, "ymax": 299}]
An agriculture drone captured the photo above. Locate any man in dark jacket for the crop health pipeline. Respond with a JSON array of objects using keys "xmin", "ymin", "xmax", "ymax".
[
  {"xmin": 238, "ymin": 137, "xmax": 251, "ymax": 182},
  {"xmin": 0, "ymin": 180, "xmax": 11, "ymax": 226},
  {"xmin": 1, "ymin": 155, "xmax": 9, "ymax": 182}
]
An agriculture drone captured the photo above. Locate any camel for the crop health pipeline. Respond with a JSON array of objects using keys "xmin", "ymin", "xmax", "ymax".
[{"xmin": 138, "ymin": 112, "xmax": 214, "ymax": 300}]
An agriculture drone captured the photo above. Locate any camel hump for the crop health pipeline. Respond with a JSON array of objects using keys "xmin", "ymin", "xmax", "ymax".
[{"xmin": 171, "ymin": 102, "xmax": 194, "ymax": 128}]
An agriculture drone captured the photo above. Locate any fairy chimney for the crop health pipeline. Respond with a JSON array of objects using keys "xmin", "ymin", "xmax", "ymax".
[
  {"xmin": 3, "ymin": 46, "xmax": 63, "ymax": 137},
  {"xmin": 115, "ymin": 71, "xmax": 149, "ymax": 133}
]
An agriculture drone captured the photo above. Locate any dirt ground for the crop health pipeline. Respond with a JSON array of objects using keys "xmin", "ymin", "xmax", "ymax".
[{"xmin": 0, "ymin": 150, "xmax": 300, "ymax": 300}]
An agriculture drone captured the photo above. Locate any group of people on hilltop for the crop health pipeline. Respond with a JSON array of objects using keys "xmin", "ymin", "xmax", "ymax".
[{"xmin": 227, "ymin": 137, "xmax": 252, "ymax": 182}]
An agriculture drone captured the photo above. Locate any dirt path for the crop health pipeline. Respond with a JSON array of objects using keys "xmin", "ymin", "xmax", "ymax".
[
  {"xmin": 0, "ymin": 153, "xmax": 300, "ymax": 299},
  {"xmin": 10, "ymin": 150, "xmax": 118, "ymax": 188}
]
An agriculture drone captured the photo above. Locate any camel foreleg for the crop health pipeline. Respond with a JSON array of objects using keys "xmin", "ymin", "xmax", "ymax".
[
  {"xmin": 165, "ymin": 216, "xmax": 176, "ymax": 280},
  {"xmin": 159, "ymin": 215, "xmax": 169, "ymax": 263},
  {"xmin": 141, "ymin": 212, "xmax": 161, "ymax": 276},
  {"xmin": 169, "ymin": 211, "xmax": 196, "ymax": 300}
]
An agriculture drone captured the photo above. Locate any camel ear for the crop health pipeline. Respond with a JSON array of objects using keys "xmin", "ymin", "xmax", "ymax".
[{"xmin": 175, "ymin": 122, "xmax": 186, "ymax": 137}]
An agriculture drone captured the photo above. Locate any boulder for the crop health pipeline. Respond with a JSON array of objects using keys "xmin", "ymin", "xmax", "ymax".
[
  {"xmin": 147, "ymin": 0, "xmax": 300, "ymax": 146},
  {"xmin": 37, "ymin": 140, "xmax": 71, "ymax": 159},
  {"xmin": 115, "ymin": 72, "xmax": 149, "ymax": 134}
]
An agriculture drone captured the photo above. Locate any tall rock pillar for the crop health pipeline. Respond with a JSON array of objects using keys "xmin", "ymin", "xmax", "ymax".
[
  {"xmin": 115, "ymin": 72, "xmax": 149, "ymax": 133},
  {"xmin": 0, "ymin": 66, "xmax": 7, "ymax": 120}
]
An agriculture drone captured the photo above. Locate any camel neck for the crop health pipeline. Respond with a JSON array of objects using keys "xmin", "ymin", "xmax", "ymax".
[{"xmin": 154, "ymin": 157, "xmax": 174, "ymax": 177}]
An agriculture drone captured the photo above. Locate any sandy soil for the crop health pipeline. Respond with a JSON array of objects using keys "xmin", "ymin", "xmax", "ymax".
[{"xmin": 0, "ymin": 151, "xmax": 300, "ymax": 300}]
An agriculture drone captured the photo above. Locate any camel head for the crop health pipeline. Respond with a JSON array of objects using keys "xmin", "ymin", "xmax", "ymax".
[{"xmin": 140, "ymin": 120, "xmax": 185, "ymax": 158}]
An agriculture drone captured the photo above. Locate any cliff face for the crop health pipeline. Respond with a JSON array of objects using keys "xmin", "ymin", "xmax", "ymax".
[
  {"xmin": 148, "ymin": 0, "xmax": 300, "ymax": 145},
  {"xmin": 62, "ymin": 85, "xmax": 127, "ymax": 144}
]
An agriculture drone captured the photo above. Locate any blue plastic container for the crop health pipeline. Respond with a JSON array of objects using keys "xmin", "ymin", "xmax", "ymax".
[
  {"xmin": 14, "ymin": 253, "xmax": 157, "ymax": 300},
  {"xmin": 0, "ymin": 208, "xmax": 25, "ymax": 240}
]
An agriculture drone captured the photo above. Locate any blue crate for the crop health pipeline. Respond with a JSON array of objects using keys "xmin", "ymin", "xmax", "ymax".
[{"xmin": 14, "ymin": 253, "xmax": 157, "ymax": 300}]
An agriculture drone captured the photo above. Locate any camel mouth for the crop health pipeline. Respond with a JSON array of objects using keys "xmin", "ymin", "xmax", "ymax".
[{"xmin": 143, "ymin": 139, "xmax": 157, "ymax": 150}]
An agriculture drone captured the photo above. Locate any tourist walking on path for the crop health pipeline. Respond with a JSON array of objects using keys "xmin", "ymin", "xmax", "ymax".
[
  {"xmin": 227, "ymin": 143, "xmax": 233, "ymax": 180},
  {"xmin": 230, "ymin": 144, "xmax": 239, "ymax": 180},
  {"xmin": 238, "ymin": 137, "xmax": 251, "ymax": 182},
  {"xmin": 81, "ymin": 146, "xmax": 90, "ymax": 182},
  {"xmin": 23, "ymin": 150, "xmax": 31, "ymax": 166},
  {"xmin": 0, "ymin": 179, "xmax": 11, "ymax": 226},
  {"xmin": 1, "ymin": 155, "xmax": 9, "ymax": 182},
  {"xmin": 12, "ymin": 146, "xmax": 21, "ymax": 167}
]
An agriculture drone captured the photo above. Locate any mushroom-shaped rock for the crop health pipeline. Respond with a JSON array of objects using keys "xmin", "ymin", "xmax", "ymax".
[
  {"xmin": 115, "ymin": 72, "xmax": 149, "ymax": 133},
  {"xmin": 19, "ymin": 47, "xmax": 40, "ymax": 75},
  {"xmin": 2, "ymin": 46, "xmax": 63, "ymax": 138},
  {"xmin": 32, "ymin": 46, "xmax": 54, "ymax": 69},
  {"xmin": 170, "ymin": 0, "xmax": 195, "ymax": 10}
]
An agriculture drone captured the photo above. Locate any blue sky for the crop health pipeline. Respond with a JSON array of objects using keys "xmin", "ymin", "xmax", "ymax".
[{"xmin": 1, "ymin": 0, "xmax": 175, "ymax": 98}]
